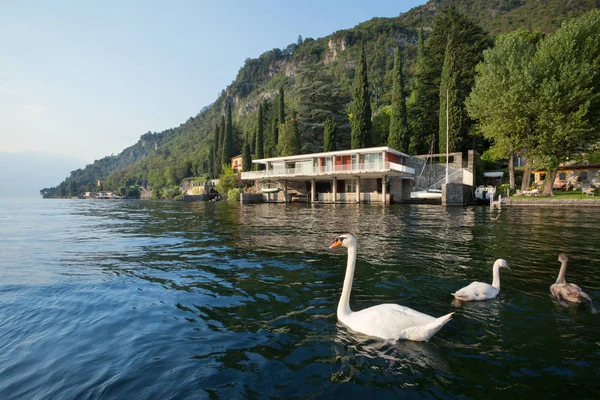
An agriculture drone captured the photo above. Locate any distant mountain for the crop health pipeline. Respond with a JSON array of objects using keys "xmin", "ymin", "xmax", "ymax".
[
  {"xmin": 0, "ymin": 152, "xmax": 86, "ymax": 198},
  {"xmin": 44, "ymin": 0, "xmax": 599, "ymax": 197}
]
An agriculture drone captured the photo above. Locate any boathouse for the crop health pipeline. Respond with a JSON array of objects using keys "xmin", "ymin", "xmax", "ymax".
[{"xmin": 240, "ymin": 147, "xmax": 415, "ymax": 203}]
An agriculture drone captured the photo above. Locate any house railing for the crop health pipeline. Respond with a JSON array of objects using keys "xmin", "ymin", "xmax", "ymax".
[{"xmin": 241, "ymin": 162, "xmax": 415, "ymax": 180}]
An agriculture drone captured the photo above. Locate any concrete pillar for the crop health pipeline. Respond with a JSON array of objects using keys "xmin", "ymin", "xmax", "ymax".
[
  {"xmin": 332, "ymin": 177, "xmax": 337, "ymax": 203},
  {"xmin": 356, "ymin": 176, "xmax": 361, "ymax": 203},
  {"xmin": 283, "ymin": 179, "xmax": 288, "ymax": 203},
  {"xmin": 311, "ymin": 178, "xmax": 316, "ymax": 203},
  {"xmin": 382, "ymin": 175, "xmax": 387, "ymax": 204},
  {"xmin": 332, "ymin": 156, "xmax": 336, "ymax": 172}
]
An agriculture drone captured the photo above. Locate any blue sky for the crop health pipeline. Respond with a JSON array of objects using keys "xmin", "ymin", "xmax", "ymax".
[{"xmin": 0, "ymin": 0, "xmax": 426, "ymax": 165}]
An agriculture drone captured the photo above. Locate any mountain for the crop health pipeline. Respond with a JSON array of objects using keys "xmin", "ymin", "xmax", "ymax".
[
  {"xmin": 42, "ymin": 0, "xmax": 599, "ymax": 198},
  {"xmin": 0, "ymin": 152, "xmax": 86, "ymax": 198}
]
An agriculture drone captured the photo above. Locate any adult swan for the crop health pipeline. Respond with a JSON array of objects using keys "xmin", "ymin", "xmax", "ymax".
[{"xmin": 329, "ymin": 234, "xmax": 453, "ymax": 341}]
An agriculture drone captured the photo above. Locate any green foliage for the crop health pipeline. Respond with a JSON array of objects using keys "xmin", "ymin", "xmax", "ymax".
[
  {"xmin": 216, "ymin": 165, "xmax": 242, "ymax": 198},
  {"xmin": 226, "ymin": 187, "xmax": 243, "ymax": 202},
  {"xmin": 254, "ymin": 103, "xmax": 265, "ymax": 167},
  {"xmin": 221, "ymin": 101, "xmax": 233, "ymax": 166},
  {"xmin": 279, "ymin": 111, "xmax": 300, "ymax": 156},
  {"xmin": 350, "ymin": 43, "xmax": 372, "ymax": 149},
  {"xmin": 466, "ymin": 31, "xmax": 537, "ymax": 161},
  {"xmin": 323, "ymin": 117, "xmax": 337, "ymax": 152},
  {"xmin": 439, "ymin": 38, "xmax": 463, "ymax": 154},
  {"xmin": 388, "ymin": 48, "xmax": 409, "ymax": 152},
  {"xmin": 242, "ymin": 134, "xmax": 252, "ymax": 171}
]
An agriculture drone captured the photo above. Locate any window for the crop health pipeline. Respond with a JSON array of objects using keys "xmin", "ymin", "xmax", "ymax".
[
  {"xmin": 540, "ymin": 173, "xmax": 546, "ymax": 181},
  {"xmin": 559, "ymin": 172, "xmax": 566, "ymax": 181},
  {"xmin": 580, "ymin": 171, "xmax": 588, "ymax": 181}
]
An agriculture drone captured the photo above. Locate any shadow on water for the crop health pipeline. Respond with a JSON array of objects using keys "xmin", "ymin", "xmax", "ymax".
[{"xmin": 1, "ymin": 199, "xmax": 600, "ymax": 399}]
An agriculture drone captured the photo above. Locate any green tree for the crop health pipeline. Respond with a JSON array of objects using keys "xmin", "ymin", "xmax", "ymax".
[
  {"xmin": 278, "ymin": 86, "xmax": 285, "ymax": 124},
  {"xmin": 212, "ymin": 124, "xmax": 220, "ymax": 177},
  {"xmin": 466, "ymin": 31, "xmax": 538, "ymax": 190},
  {"xmin": 350, "ymin": 43, "xmax": 372, "ymax": 149},
  {"xmin": 410, "ymin": 6, "xmax": 489, "ymax": 153},
  {"xmin": 222, "ymin": 101, "xmax": 233, "ymax": 166},
  {"xmin": 438, "ymin": 38, "xmax": 462, "ymax": 156},
  {"xmin": 242, "ymin": 133, "xmax": 252, "ymax": 171},
  {"xmin": 323, "ymin": 117, "xmax": 337, "ymax": 151},
  {"xmin": 388, "ymin": 48, "xmax": 409, "ymax": 152},
  {"xmin": 295, "ymin": 62, "xmax": 350, "ymax": 153},
  {"xmin": 279, "ymin": 111, "xmax": 300, "ymax": 156},
  {"xmin": 255, "ymin": 103, "xmax": 265, "ymax": 164},
  {"xmin": 208, "ymin": 144, "xmax": 214, "ymax": 179},
  {"xmin": 216, "ymin": 165, "xmax": 242, "ymax": 200},
  {"xmin": 528, "ymin": 10, "xmax": 600, "ymax": 195}
]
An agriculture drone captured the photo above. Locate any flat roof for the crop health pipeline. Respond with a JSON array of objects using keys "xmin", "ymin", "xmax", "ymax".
[
  {"xmin": 484, "ymin": 172, "xmax": 504, "ymax": 178},
  {"xmin": 252, "ymin": 146, "xmax": 409, "ymax": 164}
]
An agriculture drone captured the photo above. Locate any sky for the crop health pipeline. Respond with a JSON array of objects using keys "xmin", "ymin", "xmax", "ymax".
[{"xmin": 0, "ymin": 0, "xmax": 426, "ymax": 166}]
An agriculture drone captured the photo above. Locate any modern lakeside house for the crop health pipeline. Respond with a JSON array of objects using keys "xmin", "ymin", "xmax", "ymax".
[{"xmin": 240, "ymin": 147, "xmax": 416, "ymax": 203}]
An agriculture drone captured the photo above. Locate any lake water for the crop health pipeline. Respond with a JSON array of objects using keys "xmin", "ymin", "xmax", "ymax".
[{"xmin": 1, "ymin": 198, "xmax": 599, "ymax": 399}]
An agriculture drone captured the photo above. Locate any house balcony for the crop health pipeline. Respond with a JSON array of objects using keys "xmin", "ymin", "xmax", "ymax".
[{"xmin": 241, "ymin": 162, "xmax": 415, "ymax": 181}]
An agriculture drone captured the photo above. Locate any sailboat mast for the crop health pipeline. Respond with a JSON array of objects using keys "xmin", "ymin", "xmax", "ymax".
[{"xmin": 445, "ymin": 89, "xmax": 449, "ymax": 184}]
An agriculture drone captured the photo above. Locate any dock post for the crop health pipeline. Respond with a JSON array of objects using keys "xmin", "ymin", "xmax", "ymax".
[
  {"xmin": 332, "ymin": 177, "xmax": 337, "ymax": 203},
  {"xmin": 382, "ymin": 175, "xmax": 387, "ymax": 204},
  {"xmin": 311, "ymin": 178, "xmax": 316, "ymax": 203},
  {"xmin": 356, "ymin": 176, "xmax": 361, "ymax": 203}
]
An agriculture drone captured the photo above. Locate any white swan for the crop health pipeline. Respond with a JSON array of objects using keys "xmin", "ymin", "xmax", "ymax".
[
  {"xmin": 452, "ymin": 259, "xmax": 509, "ymax": 301},
  {"xmin": 329, "ymin": 234, "xmax": 453, "ymax": 342},
  {"xmin": 550, "ymin": 254, "xmax": 592, "ymax": 303}
]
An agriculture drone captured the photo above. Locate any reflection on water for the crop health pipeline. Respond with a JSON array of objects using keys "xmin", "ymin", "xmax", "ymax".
[{"xmin": 0, "ymin": 199, "xmax": 599, "ymax": 399}]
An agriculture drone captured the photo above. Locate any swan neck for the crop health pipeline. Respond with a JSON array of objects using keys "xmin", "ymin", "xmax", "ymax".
[
  {"xmin": 338, "ymin": 244, "xmax": 356, "ymax": 318},
  {"xmin": 492, "ymin": 265, "xmax": 501, "ymax": 289},
  {"xmin": 556, "ymin": 260, "xmax": 567, "ymax": 284}
]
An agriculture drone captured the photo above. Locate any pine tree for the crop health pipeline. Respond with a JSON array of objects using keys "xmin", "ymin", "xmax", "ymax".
[
  {"xmin": 323, "ymin": 117, "xmax": 337, "ymax": 152},
  {"xmin": 242, "ymin": 133, "xmax": 252, "ymax": 172},
  {"xmin": 388, "ymin": 48, "xmax": 409, "ymax": 152},
  {"xmin": 350, "ymin": 43, "xmax": 372, "ymax": 149},
  {"xmin": 222, "ymin": 101, "xmax": 233, "ymax": 166},
  {"xmin": 439, "ymin": 38, "xmax": 462, "ymax": 155}
]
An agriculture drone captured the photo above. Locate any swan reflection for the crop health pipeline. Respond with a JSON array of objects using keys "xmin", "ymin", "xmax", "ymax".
[{"xmin": 331, "ymin": 322, "xmax": 450, "ymax": 379}]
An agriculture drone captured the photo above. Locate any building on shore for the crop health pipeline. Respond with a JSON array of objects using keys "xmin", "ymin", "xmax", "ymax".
[
  {"xmin": 240, "ymin": 147, "xmax": 415, "ymax": 204},
  {"xmin": 533, "ymin": 164, "xmax": 600, "ymax": 191}
]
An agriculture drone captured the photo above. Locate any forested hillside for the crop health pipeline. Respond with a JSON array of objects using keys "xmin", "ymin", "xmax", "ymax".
[{"xmin": 41, "ymin": 0, "xmax": 599, "ymax": 198}]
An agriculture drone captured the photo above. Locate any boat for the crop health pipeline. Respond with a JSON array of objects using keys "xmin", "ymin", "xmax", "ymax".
[
  {"xmin": 410, "ymin": 189, "xmax": 442, "ymax": 199},
  {"xmin": 474, "ymin": 185, "xmax": 496, "ymax": 201},
  {"xmin": 262, "ymin": 187, "xmax": 281, "ymax": 194}
]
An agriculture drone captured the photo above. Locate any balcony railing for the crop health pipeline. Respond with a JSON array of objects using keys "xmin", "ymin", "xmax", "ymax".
[{"xmin": 241, "ymin": 162, "xmax": 415, "ymax": 180}]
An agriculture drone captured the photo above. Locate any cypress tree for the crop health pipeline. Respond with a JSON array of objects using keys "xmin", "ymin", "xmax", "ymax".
[
  {"xmin": 212, "ymin": 124, "xmax": 220, "ymax": 177},
  {"xmin": 222, "ymin": 102, "xmax": 233, "ymax": 166},
  {"xmin": 208, "ymin": 144, "xmax": 214, "ymax": 179},
  {"xmin": 350, "ymin": 43, "xmax": 372, "ymax": 149},
  {"xmin": 254, "ymin": 103, "xmax": 264, "ymax": 169},
  {"xmin": 323, "ymin": 117, "xmax": 336, "ymax": 152},
  {"xmin": 278, "ymin": 86, "xmax": 285, "ymax": 125},
  {"xmin": 439, "ymin": 38, "xmax": 462, "ymax": 155},
  {"xmin": 388, "ymin": 48, "xmax": 409, "ymax": 152},
  {"xmin": 279, "ymin": 111, "xmax": 300, "ymax": 156},
  {"xmin": 242, "ymin": 133, "xmax": 252, "ymax": 172}
]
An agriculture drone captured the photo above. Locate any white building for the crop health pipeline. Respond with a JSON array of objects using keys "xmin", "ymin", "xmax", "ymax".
[{"xmin": 240, "ymin": 147, "xmax": 416, "ymax": 203}]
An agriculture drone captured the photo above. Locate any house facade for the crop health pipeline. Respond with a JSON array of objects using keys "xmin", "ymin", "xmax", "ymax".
[
  {"xmin": 240, "ymin": 147, "xmax": 415, "ymax": 203},
  {"xmin": 534, "ymin": 164, "xmax": 600, "ymax": 190}
]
